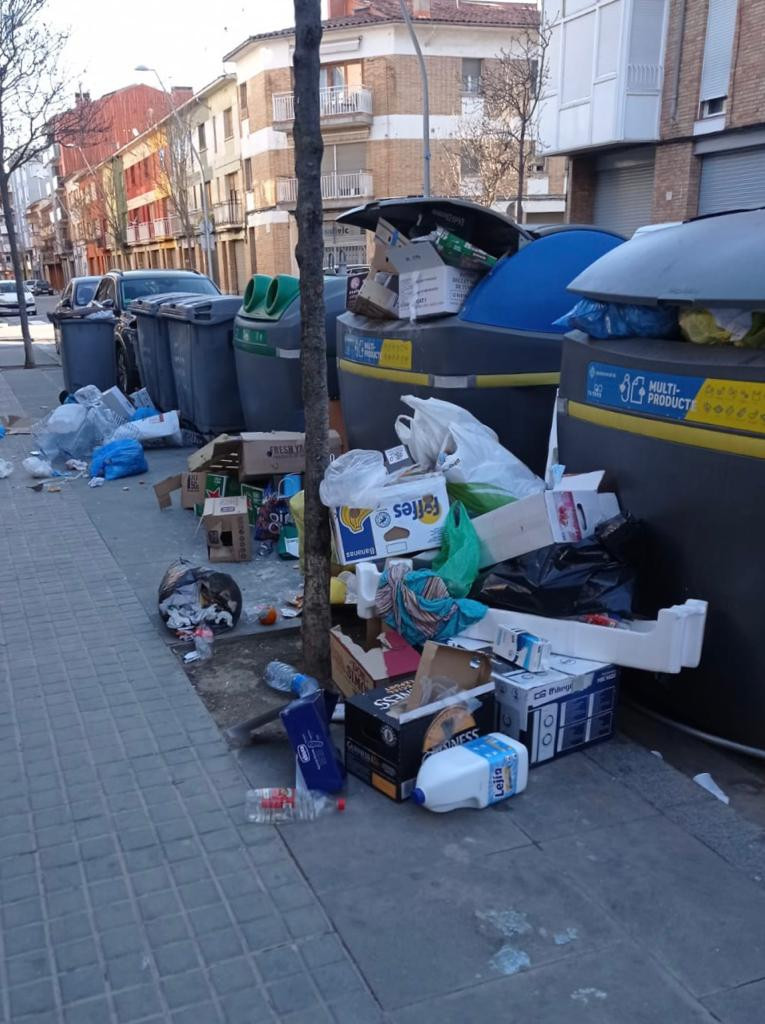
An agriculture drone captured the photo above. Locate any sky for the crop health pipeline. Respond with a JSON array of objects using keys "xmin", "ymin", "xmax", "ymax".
[{"xmin": 46, "ymin": 0, "xmax": 300, "ymax": 99}]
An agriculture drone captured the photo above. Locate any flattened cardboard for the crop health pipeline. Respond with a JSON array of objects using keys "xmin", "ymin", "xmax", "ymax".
[
  {"xmin": 188, "ymin": 434, "xmax": 241, "ymax": 475},
  {"xmin": 239, "ymin": 431, "xmax": 342, "ymax": 480},
  {"xmin": 329, "ymin": 626, "xmax": 421, "ymax": 699},
  {"xmin": 202, "ymin": 496, "xmax": 252, "ymax": 563}
]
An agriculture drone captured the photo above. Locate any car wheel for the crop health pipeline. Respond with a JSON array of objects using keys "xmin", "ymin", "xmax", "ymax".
[{"xmin": 116, "ymin": 335, "xmax": 140, "ymax": 395}]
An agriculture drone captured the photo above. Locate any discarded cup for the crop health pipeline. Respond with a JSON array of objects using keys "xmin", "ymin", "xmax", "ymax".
[{"xmin": 245, "ymin": 787, "xmax": 345, "ymax": 824}]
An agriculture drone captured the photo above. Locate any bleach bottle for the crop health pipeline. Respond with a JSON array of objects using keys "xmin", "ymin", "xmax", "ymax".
[{"xmin": 411, "ymin": 733, "xmax": 528, "ymax": 812}]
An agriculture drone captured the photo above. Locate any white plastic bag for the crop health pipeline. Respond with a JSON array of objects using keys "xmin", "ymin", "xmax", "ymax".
[
  {"xmin": 394, "ymin": 395, "xmax": 496, "ymax": 471},
  {"xmin": 22, "ymin": 456, "xmax": 54, "ymax": 478},
  {"xmin": 438, "ymin": 421, "xmax": 544, "ymax": 500},
  {"xmin": 0, "ymin": 458, "xmax": 13, "ymax": 478},
  {"xmin": 319, "ymin": 449, "xmax": 387, "ymax": 508}
]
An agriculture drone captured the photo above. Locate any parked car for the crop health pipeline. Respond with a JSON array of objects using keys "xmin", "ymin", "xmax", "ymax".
[
  {"xmin": 48, "ymin": 276, "xmax": 102, "ymax": 353},
  {"xmin": 25, "ymin": 278, "xmax": 54, "ymax": 295},
  {"xmin": 88, "ymin": 269, "xmax": 220, "ymax": 393},
  {"xmin": 0, "ymin": 280, "xmax": 36, "ymax": 315}
]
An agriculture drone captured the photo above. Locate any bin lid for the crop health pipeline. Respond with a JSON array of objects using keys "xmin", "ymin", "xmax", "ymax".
[
  {"xmin": 568, "ymin": 209, "xmax": 765, "ymax": 308},
  {"xmin": 237, "ymin": 275, "xmax": 347, "ymax": 323},
  {"xmin": 337, "ymin": 196, "xmax": 534, "ymax": 259},
  {"xmin": 159, "ymin": 294, "xmax": 242, "ymax": 324},
  {"xmin": 129, "ymin": 292, "xmax": 204, "ymax": 316}
]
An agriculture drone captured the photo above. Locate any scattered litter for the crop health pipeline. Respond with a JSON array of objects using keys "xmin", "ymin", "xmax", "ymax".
[
  {"xmin": 245, "ymin": 787, "xmax": 345, "ymax": 823},
  {"xmin": 280, "ymin": 606, "xmax": 301, "ymax": 619},
  {"xmin": 22, "ymin": 456, "xmax": 53, "ymax": 478},
  {"xmin": 0, "ymin": 458, "xmax": 13, "ymax": 478},
  {"xmin": 553, "ymin": 927, "xmax": 578, "ymax": 946},
  {"xmin": 0, "ymin": 424, "xmax": 5, "ymax": 439},
  {"xmin": 122, "ymin": 486, "xmax": 130, "ymax": 491},
  {"xmin": 90, "ymin": 439, "xmax": 148, "ymax": 481},
  {"xmin": 571, "ymin": 989, "xmax": 607, "ymax": 1006},
  {"xmin": 412, "ymin": 732, "xmax": 528, "ymax": 812},
  {"xmin": 158, "ymin": 559, "xmax": 242, "ymax": 633},
  {"xmin": 693, "ymin": 772, "xmax": 730, "ymax": 805},
  {"xmin": 650, "ymin": 750, "xmax": 664, "ymax": 760},
  {"xmin": 45, "ymin": 485, "xmax": 62, "ymax": 493},
  {"xmin": 65, "ymin": 459, "xmax": 87, "ymax": 472},
  {"xmin": 264, "ymin": 660, "xmax": 319, "ymax": 698},
  {"xmin": 258, "ymin": 606, "xmax": 278, "ymax": 626},
  {"xmin": 193, "ymin": 625, "xmax": 214, "ymax": 662},
  {"xmin": 88, "ymin": 476, "xmax": 105, "ymax": 488}
]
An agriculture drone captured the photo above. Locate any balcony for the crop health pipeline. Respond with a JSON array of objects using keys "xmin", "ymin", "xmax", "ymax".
[
  {"xmin": 153, "ymin": 217, "xmax": 172, "ymax": 240},
  {"xmin": 126, "ymin": 224, "xmax": 138, "ymax": 245},
  {"xmin": 539, "ymin": 0, "xmax": 667, "ymax": 155},
  {"xmin": 272, "ymin": 86, "xmax": 373, "ymax": 131},
  {"xmin": 276, "ymin": 170, "xmax": 373, "ymax": 207},
  {"xmin": 211, "ymin": 200, "xmax": 243, "ymax": 230},
  {"xmin": 323, "ymin": 243, "xmax": 368, "ymax": 270}
]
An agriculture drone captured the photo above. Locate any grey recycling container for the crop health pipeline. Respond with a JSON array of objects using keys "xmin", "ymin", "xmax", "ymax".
[
  {"xmin": 59, "ymin": 315, "xmax": 117, "ymax": 395},
  {"xmin": 335, "ymin": 197, "xmax": 623, "ymax": 476},
  {"xmin": 129, "ymin": 292, "xmax": 200, "ymax": 411},
  {"xmin": 159, "ymin": 294, "xmax": 244, "ymax": 435},
  {"xmin": 557, "ymin": 209, "xmax": 765, "ymax": 747},
  {"xmin": 233, "ymin": 274, "xmax": 346, "ymax": 431}
]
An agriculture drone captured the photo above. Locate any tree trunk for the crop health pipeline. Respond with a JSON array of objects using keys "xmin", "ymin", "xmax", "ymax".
[
  {"xmin": 0, "ymin": 170, "xmax": 35, "ymax": 368},
  {"xmin": 515, "ymin": 126, "xmax": 526, "ymax": 224},
  {"xmin": 293, "ymin": 0, "xmax": 331, "ymax": 682}
]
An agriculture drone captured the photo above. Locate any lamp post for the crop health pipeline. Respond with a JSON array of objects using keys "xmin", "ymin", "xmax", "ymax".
[
  {"xmin": 135, "ymin": 64, "xmax": 214, "ymax": 280},
  {"xmin": 399, "ymin": 0, "xmax": 431, "ymax": 197}
]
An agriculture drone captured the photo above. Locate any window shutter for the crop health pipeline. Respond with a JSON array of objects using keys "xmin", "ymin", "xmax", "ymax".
[{"xmin": 699, "ymin": 0, "xmax": 738, "ymax": 101}]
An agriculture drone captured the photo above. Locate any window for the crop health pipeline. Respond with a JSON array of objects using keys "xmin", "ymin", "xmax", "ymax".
[
  {"xmin": 700, "ymin": 96, "xmax": 727, "ymax": 118},
  {"xmin": 460, "ymin": 151, "xmax": 480, "ymax": 178},
  {"xmin": 74, "ymin": 280, "xmax": 97, "ymax": 305},
  {"xmin": 319, "ymin": 61, "xmax": 363, "ymax": 91},
  {"xmin": 239, "ymin": 82, "xmax": 248, "ymax": 119},
  {"xmin": 120, "ymin": 275, "xmax": 218, "ymax": 303},
  {"xmin": 225, "ymin": 171, "xmax": 238, "ymax": 202},
  {"xmin": 197, "ymin": 123, "xmax": 207, "ymax": 152},
  {"xmin": 223, "ymin": 107, "xmax": 234, "ymax": 140},
  {"xmin": 699, "ymin": 0, "xmax": 738, "ymax": 112},
  {"xmin": 462, "ymin": 57, "xmax": 482, "ymax": 95},
  {"xmin": 244, "ymin": 157, "xmax": 253, "ymax": 192},
  {"xmin": 93, "ymin": 278, "xmax": 116, "ymax": 306}
]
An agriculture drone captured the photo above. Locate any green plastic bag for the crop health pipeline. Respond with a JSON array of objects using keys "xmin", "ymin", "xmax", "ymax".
[
  {"xmin": 432, "ymin": 501, "xmax": 481, "ymax": 598},
  {"xmin": 447, "ymin": 481, "xmax": 516, "ymax": 518}
]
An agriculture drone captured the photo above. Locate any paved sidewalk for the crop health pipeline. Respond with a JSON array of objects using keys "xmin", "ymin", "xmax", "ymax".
[{"xmin": 2, "ymin": 361, "xmax": 765, "ymax": 1023}]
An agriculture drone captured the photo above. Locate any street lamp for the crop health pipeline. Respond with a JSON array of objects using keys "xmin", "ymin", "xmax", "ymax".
[
  {"xmin": 135, "ymin": 64, "xmax": 214, "ymax": 280},
  {"xmin": 399, "ymin": 0, "xmax": 431, "ymax": 197}
]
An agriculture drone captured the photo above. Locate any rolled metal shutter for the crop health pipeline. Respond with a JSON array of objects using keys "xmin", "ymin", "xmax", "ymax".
[
  {"xmin": 699, "ymin": 146, "xmax": 765, "ymax": 215},
  {"xmin": 593, "ymin": 161, "xmax": 655, "ymax": 236}
]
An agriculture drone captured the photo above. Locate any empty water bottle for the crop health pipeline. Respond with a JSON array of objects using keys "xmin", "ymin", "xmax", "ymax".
[
  {"xmin": 263, "ymin": 660, "xmax": 319, "ymax": 699},
  {"xmin": 245, "ymin": 787, "xmax": 346, "ymax": 824}
]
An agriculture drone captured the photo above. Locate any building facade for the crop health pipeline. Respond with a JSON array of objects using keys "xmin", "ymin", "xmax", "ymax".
[
  {"xmin": 540, "ymin": 0, "xmax": 765, "ymax": 235},
  {"xmin": 226, "ymin": 0, "xmax": 568, "ymax": 276}
]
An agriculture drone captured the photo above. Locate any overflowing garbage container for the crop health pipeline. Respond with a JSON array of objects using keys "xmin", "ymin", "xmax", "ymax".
[
  {"xmin": 556, "ymin": 209, "xmax": 765, "ymax": 746},
  {"xmin": 130, "ymin": 292, "xmax": 200, "ymax": 412},
  {"xmin": 159, "ymin": 294, "xmax": 244, "ymax": 435},
  {"xmin": 335, "ymin": 198, "xmax": 623, "ymax": 476},
  {"xmin": 233, "ymin": 274, "xmax": 347, "ymax": 431},
  {"xmin": 59, "ymin": 314, "xmax": 117, "ymax": 395}
]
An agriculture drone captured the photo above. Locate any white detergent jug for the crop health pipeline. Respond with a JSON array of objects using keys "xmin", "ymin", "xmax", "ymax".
[{"xmin": 411, "ymin": 733, "xmax": 528, "ymax": 812}]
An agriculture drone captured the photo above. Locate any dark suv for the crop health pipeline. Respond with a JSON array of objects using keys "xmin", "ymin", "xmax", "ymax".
[{"xmin": 90, "ymin": 269, "xmax": 219, "ymax": 393}]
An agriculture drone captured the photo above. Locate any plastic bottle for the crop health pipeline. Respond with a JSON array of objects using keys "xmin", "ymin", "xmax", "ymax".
[
  {"xmin": 411, "ymin": 733, "xmax": 529, "ymax": 813},
  {"xmin": 245, "ymin": 787, "xmax": 346, "ymax": 824},
  {"xmin": 193, "ymin": 626, "xmax": 214, "ymax": 662},
  {"xmin": 264, "ymin": 660, "xmax": 319, "ymax": 699}
]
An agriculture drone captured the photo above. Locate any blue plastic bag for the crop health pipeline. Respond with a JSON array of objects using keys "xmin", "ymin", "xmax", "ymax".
[
  {"xmin": 131, "ymin": 407, "xmax": 160, "ymax": 421},
  {"xmin": 90, "ymin": 439, "xmax": 148, "ymax": 481},
  {"xmin": 554, "ymin": 298, "xmax": 678, "ymax": 339}
]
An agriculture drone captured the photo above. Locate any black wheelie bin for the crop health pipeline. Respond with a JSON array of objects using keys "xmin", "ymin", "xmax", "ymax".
[
  {"xmin": 557, "ymin": 208, "xmax": 765, "ymax": 747},
  {"xmin": 130, "ymin": 292, "xmax": 201, "ymax": 411}
]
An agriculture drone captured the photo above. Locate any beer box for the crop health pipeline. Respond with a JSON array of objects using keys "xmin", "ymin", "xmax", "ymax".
[
  {"xmin": 153, "ymin": 472, "xmax": 239, "ymax": 512},
  {"xmin": 345, "ymin": 642, "xmax": 495, "ymax": 801},
  {"xmin": 494, "ymin": 655, "xmax": 619, "ymax": 766},
  {"xmin": 202, "ymin": 496, "xmax": 252, "ymax": 563},
  {"xmin": 329, "ymin": 473, "xmax": 449, "ymax": 564}
]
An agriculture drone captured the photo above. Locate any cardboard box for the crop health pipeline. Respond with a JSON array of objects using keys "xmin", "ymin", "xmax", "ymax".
[
  {"xmin": 370, "ymin": 217, "xmax": 410, "ymax": 273},
  {"xmin": 346, "ymin": 269, "xmax": 370, "ymax": 311},
  {"xmin": 154, "ymin": 472, "xmax": 239, "ymax": 511},
  {"xmin": 390, "ymin": 240, "xmax": 479, "ymax": 319},
  {"xmin": 353, "ymin": 273, "xmax": 399, "ymax": 320},
  {"xmin": 494, "ymin": 655, "xmax": 619, "ymax": 766},
  {"xmin": 330, "ymin": 626, "xmax": 421, "ymax": 700},
  {"xmin": 473, "ymin": 488, "xmax": 621, "ymax": 569},
  {"xmin": 240, "ymin": 482, "xmax": 265, "ymax": 526},
  {"xmin": 202, "ymin": 496, "xmax": 252, "ymax": 562},
  {"xmin": 100, "ymin": 386, "xmax": 135, "ymax": 421},
  {"xmin": 280, "ymin": 691, "xmax": 345, "ymax": 793},
  {"xmin": 329, "ymin": 472, "xmax": 449, "ymax": 565},
  {"xmin": 188, "ymin": 434, "xmax": 241, "ymax": 475},
  {"xmin": 494, "ymin": 625, "xmax": 552, "ymax": 673},
  {"xmin": 345, "ymin": 642, "xmax": 496, "ymax": 801},
  {"xmin": 239, "ymin": 431, "xmax": 342, "ymax": 480}
]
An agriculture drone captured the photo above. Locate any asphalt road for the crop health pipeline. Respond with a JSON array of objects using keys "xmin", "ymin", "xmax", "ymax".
[{"xmin": 0, "ymin": 291, "xmax": 58, "ymax": 326}]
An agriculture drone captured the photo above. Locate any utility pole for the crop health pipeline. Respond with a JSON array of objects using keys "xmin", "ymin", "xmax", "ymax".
[{"xmin": 399, "ymin": 0, "xmax": 431, "ymax": 196}]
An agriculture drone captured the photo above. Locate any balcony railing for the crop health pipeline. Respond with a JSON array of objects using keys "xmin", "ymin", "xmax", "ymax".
[
  {"xmin": 126, "ymin": 224, "xmax": 138, "ymax": 245},
  {"xmin": 272, "ymin": 85, "xmax": 373, "ymax": 125},
  {"xmin": 323, "ymin": 243, "xmax": 368, "ymax": 270},
  {"xmin": 137, "ymin": 222, "xmax": 151, "ymax": 243},
  {"xmin": 153, "ymin": 217, "xmax": 172, "ymax": 239},
  {"xmin": 277, "ymin": 170, "xmax": 373, "ymax": 205},
  {"xmin": 211, "ymin": 200, "xmax": 243, "ymax": 228}
]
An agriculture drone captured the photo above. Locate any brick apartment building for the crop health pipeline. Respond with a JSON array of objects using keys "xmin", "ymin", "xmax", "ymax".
[
  {"xmin": 225, "ymin": 0, "xmax": 568, "ymax": 276},
  {"xmin": 540, "ymin": 0, "xmax": 765, "ymax": 235}
]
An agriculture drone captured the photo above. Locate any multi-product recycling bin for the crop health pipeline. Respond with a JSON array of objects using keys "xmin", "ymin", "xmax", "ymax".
[
  {"xmin": 233, "ymin": 274, "xmax": 347, "ymax": 431},
  {"xmin": 159, "ymin": 294, "xmax": 244, "ymax": 435},
  {"xmin": 556, "ymin": 209, "xmax": 765, "ymax": 747},
  {"xmin": 130, "ymin": 292, "xmax": 200, "ymax": 411},
  {"xmin": 335, "ymin": 198, "xmax": 623, "ymax": 477},
  {"xmin": 59, "ymin": 315, "xmax": 117, "ymax": 395}
]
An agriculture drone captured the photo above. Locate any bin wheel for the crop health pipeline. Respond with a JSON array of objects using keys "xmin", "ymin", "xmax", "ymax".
[
  {"xmin": 116, "ymin": 335, "xmax": 140, "ymax": 395},
  {"xmin": 58, "ymin": 389, "xmax": 68, "ymax": 405}
]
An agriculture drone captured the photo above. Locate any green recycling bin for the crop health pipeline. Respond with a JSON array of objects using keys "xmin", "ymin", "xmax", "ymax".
[{"xmin": 233, "ymin": 274, "xmax": 346, "ymax": 431}]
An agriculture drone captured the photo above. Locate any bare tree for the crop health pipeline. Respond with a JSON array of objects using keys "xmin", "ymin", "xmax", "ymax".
[
  {"xmin": 293, "ymin": 0, "xmax": 331, "ymax": 682},
  {"xmin": 157, "ymin": 115, "xmax": 198, "ymax": 268},
  {"xmin": 0, "ymin": 0, "xmax": 100, "ymax": 367},
  {"xmin": 444, "ymin": 22, "xmax": 553, "ymax": 218},
  {"xmin": 68, "ymin": 158, "xmax": 127, "ymax": 261}
]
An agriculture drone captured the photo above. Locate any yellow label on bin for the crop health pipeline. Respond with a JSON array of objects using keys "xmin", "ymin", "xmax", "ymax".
[
  {"xmin": 379, "ymin": 338, "xmax": 413, "ymax": 370},
  {"xmin": 686, "ymin": 377, "xmax": 765, "ymax": 435}
]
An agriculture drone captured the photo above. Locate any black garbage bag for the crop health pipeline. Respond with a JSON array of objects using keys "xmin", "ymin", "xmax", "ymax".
[
  {"xmin": 475, "ymin": 514, "xmax": 640, "ymax": 619},
  {"xmin": 158, "ymin": 559, "xmax": 242, "ymax": 633}
]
